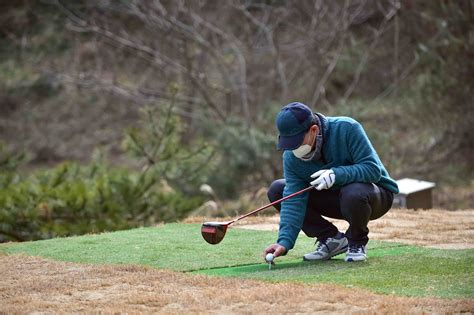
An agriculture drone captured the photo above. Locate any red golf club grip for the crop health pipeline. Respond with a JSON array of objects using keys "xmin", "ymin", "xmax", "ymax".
[{"xmin": 229, "ymin": 185, "xmax": 314, "ymax": 224}]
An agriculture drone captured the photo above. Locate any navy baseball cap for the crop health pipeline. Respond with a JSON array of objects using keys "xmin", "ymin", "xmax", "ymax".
[{"xmin": 276, "ymin": 102, "xmax": 314, "ymax": 150}]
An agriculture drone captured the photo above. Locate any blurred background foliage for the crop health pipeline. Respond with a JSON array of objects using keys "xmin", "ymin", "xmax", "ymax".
[
  {"xmin": 0, "ymin": 102, "xmax": 207, "ymax": 242},
  {"xmin": 0, "ymin": 0, "xmax": 472, "ymax": 241}
]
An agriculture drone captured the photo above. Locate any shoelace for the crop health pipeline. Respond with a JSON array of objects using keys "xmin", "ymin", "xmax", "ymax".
[
  {"xmin": 315, "ymin": 238, "xmax": 329, "ymax": 251},
  {"xmin": 348, "ymin": 245, "xmax": 364, "ymax": 254}
]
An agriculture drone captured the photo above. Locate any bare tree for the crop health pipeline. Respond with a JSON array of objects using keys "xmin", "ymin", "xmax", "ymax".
[{"xmin": 50, "ymin": 0, "xmax": 412, "ymax": 124}]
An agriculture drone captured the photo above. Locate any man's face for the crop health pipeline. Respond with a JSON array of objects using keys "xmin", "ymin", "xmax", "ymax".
[{"xmin": 300, "ymin": 124, "xmax": 319, "ymax": 149}]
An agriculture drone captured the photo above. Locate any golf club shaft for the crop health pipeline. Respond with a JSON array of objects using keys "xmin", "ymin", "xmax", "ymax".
[{"xmin": 228, "ymin": 185, "xmax": 314, "ymax": 225}]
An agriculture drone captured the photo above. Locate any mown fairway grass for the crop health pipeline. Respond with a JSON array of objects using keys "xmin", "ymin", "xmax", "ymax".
[{"xmin": 1, "ymin": 223, "xmax": 473, "ymax": 298}]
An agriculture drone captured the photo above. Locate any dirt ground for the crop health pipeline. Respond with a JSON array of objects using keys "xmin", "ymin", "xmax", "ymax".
[{"xmin": 1, "ymin": 208, "xmax": 473, "ymax": 314}]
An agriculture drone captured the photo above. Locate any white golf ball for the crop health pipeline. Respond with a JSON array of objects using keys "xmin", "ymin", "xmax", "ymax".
[{"xmin": 265, "ymin": 253, "xmax": 274, "ymax": 262}]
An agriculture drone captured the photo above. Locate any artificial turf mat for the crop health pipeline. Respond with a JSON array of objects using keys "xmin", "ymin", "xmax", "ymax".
[
  {"xmin": 1, "ymin": 223, "xmax": 473, "ymax": 298},
  {"xmin": 195, "ymin": 246, "xmax": 474, "ymax": 298}
]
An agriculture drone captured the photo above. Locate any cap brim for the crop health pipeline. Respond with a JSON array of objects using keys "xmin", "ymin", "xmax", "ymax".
[{"xmin": 277, "ymin": 131, "xmax": 305, "ymax": 150}]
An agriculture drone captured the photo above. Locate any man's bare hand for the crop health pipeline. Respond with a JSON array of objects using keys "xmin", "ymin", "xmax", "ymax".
[{"xmin": 263, "ymin": 243, "xmax": 286, "ymax": 261}]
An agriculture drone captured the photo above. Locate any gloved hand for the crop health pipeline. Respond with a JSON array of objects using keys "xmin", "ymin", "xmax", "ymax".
[{"xmin": 310, "ymin": 169, "xmax": 335, "ymax": 190}]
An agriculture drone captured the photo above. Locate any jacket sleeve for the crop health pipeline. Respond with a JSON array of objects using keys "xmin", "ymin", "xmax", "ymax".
[
  {"xmin": 331, "ymin": 122, "xmax": 382, "ymax": 185},
  {"xmin": 277, "ymin": 154, "xmax": 309, "ymax": 252}
]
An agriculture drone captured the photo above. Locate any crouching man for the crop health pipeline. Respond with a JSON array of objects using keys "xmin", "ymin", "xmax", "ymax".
[{"xmin": 263, "ymin": 102, "xmax": 399, "ymax": 262}]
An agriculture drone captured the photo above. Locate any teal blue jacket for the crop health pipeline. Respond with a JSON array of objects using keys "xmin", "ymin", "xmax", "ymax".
[{"xmin": 277, "ymin": 114, "xmax": 399, "ymax": 251}]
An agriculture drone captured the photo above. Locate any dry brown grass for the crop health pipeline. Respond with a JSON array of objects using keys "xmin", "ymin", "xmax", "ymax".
[{"xmin": 1, "ymin": 254, "xmax": 473, "ymax": 314}]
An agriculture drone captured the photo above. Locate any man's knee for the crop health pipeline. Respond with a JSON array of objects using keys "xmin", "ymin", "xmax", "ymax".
[
  {"xmin": 267, "ymin": 179, "xmax": 286, "ymax": 203},
  {"xmin": 339, "ymin": 183, "xmax": 372, "ymax": 205}
]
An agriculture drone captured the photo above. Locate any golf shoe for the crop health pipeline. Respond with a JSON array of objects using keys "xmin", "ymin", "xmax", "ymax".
[
  {"xmin": 303, "ymin": 232, "xmax": 348, "ymax": 261},
  {"xmin": 345, "ymin": 244, "xmax": 367, "ymax": 262}
]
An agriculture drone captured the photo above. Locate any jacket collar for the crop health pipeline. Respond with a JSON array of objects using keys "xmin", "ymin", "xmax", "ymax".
[
  {"xmin": 315, "ymin": 112, "xmax": 329, "ymax": 140},
  {"xmin": 314, "ymin": 112, "xmax": 328, "ymax": 164}
]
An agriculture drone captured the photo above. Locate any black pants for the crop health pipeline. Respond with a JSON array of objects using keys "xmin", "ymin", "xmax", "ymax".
[{"xmin": 267, "ymin": 179, "xmax": 394, "ymax": 245}]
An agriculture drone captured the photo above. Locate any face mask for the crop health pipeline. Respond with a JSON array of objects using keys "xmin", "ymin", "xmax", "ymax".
[
  {"xmin": 292, "ymin": 127, "xmax": 317, "ymax": 159},
  {"xmin": 292, "ymin": 144, "xmax": 312, "ymax": 158}
]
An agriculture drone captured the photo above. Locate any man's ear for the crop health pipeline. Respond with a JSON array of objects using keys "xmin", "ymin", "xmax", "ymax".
[{"xmin": 311, "ymin": 124, "xmax": 319, "ymax": 135}]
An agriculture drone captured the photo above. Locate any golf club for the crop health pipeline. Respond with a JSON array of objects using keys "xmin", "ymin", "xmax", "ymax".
[{"xmin": 201, "ymin": 185, "xmax": 314, "ymax": 244}]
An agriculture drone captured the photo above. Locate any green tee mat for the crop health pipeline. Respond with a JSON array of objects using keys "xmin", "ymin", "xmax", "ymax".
[
  {"xmin": 1, "ymin": 223, "xmax": 472, "ymax": 298},
  {"xmin": 194, "ymin": 245, "xmax": 474, "ymax": 298}
]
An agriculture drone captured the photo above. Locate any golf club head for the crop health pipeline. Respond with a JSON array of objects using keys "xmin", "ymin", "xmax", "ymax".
[{"xmin": 201, "ymin": 222, "xmax": 228, "ymax": 245}]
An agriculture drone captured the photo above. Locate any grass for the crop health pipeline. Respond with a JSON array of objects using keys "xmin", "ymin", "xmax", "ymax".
[
  {"xmin": 0, "ymin": 223, "xmax": 300, "ymax": 272},
  {"xmin": 1, "ymin": 223, "xmax": 473, "ymax": 298},
  {"xmin": 198, "ymin": 247, "xmax": 474, "ymax": 298}
]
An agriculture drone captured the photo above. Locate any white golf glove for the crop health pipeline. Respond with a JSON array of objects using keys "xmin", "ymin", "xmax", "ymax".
[{"xmin": 310, "ymin": 169, "xmax": 335, "ymax": 190}]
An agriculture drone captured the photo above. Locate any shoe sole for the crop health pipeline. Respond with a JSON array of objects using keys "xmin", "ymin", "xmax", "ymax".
[{"xmin": 303, "ymin": 244, "xmax": 348, "ymax": 261}]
